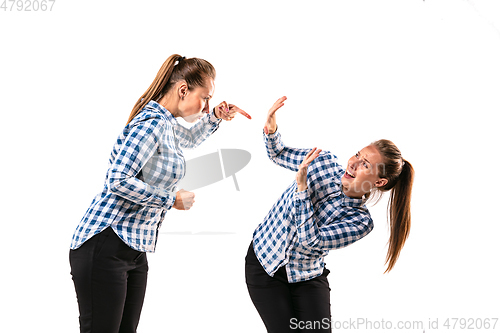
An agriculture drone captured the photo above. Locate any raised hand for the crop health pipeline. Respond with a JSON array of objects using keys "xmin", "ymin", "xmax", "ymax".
[
  {"xmin": 264, "ymin": 96, "xmax": 287, "ymax": 135},
  {"xmin": 214, "ymin": 101, "xmax": 251, "ymax": 121},
  {"xmin": 296, "ymin": 148, "xmax": 322, "ymax": 192},
  {"xmin": 173, "ymin": 189, "xmax": 195, "ymax": 210}
]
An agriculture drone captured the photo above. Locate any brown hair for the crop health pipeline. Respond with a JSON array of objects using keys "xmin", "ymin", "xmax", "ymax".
[
  {"xmin": 126, "ymin": 54, "xmax": 216, "ymax": 124},
  {"xmin": 367, "ymin": 139, "xmax": 414, "ymax": 273}
]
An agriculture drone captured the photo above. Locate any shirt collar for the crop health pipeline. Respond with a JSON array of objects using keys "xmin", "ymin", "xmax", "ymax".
[
  {"xmin": 144, "ymin": 100, "xmax": 178, "ymax": 126},
  {"xmin": 341, "ymin": 191, "xmax": 366, "ymax": 208}
]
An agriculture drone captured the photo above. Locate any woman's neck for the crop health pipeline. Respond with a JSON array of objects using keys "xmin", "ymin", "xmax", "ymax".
[
  {"xmin": 341, "ymin": 185, "xmax": 364, "ymax": 199},
  {"xmin": 157, "ymin": 92, "xmax": 179, "ymax": 117}
]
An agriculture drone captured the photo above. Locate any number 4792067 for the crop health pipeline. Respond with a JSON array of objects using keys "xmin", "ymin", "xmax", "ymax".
[{"xmin": 1, "ymin": 0, "xmax": 56, "ymax": 11}]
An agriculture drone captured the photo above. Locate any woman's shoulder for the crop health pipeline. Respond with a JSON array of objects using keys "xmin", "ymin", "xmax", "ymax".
[
  {"xmin": 124, "ymin": 109, "xmax": 172, "ymax": 137},
  {"xmin": 129, "ymin": 109, "xmax": 166, "ymax": 126},
  {"xmin": 311, "ymin": 150, "xmax": 343, "ymax": 173},
  {"xmin": 317, "ymin": 150, "xmax": 338, "ymax": 161}
]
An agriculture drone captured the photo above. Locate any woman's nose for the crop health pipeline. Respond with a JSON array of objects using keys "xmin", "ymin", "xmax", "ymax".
[
  {"xmin": 203, "ymin": 102, "xmax": 210, "ymax": 114},
  {"xmin": 351, "ymin": 159, "xmax": 360, "ymax": 170}
]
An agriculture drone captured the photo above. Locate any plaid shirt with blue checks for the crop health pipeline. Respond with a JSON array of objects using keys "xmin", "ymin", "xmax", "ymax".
[
  {"xmin": 252, "ymin": 130, "xmax": 374, "ymax": 283},
  {"xmin": 70, "ymin": 100, "xmax": 221, "ymax": 252}
]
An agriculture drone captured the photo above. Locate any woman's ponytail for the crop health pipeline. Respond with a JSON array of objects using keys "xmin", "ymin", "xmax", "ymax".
[
  {"xmin": 126, "ymin": 54, "xmax": 183, "ymax": 125},
  {"xmin": 370, "ymin": 140, "xmax": 415, "ymax": 273},
  {"xmin": 384, "ymin": 159, "xmax": 414, "ymax": 273}
]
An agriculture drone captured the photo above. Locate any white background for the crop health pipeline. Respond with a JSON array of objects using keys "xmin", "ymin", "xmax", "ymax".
[{"xmin": 1, "ymin": 0, "xmax": 499, "ymax": 332}]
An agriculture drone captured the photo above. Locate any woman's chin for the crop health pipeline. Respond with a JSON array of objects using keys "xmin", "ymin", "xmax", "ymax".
[
  {"xmin": 341, "ymin": 176, "xmax": 352, "ymax": 188},
  {"xmin": 183, "ymin": 114, "xmax": 201, "ymax": 123}
]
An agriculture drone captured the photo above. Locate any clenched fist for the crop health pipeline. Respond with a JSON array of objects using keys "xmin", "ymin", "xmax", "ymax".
[{"xmin": 173, "ymin": 189, "xmax": 195, "ymax": 210}]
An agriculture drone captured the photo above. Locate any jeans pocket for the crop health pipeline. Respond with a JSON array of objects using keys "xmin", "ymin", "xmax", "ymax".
[{"xmin": 134, "ymin": 252, "xmax": 146, "ymax": 262}]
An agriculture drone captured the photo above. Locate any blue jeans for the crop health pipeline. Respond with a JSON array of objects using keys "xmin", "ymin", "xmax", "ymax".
[{"xmin": 69, "ymin": 227, "xmax": 148, "ymax": 333}]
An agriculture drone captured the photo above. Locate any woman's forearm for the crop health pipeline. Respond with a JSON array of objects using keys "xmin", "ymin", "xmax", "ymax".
[{"xmin": 176, "ymin": 110, "xmax": 221, "ymax": 149}]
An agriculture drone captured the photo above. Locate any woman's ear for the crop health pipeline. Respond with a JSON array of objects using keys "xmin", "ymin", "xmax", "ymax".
[
  {"xmin": 178, "ymin": 81, "xmax": 188, "ymax": 99},
  {"xmin": 375, "ymin": 178, "xmax": 388, "ymax": 188}
]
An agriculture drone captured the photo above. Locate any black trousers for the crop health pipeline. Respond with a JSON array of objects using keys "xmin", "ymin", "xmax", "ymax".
[
  {"xmin": 69, "ymin": 227, "xmax": 148, "ymax": 333},
  {"xmin": 245, "ymin": 242, "xmax": 332, "ymax": 333}
]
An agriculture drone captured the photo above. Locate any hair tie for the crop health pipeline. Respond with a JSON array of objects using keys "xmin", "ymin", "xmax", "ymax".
[{"xmin": 176, "ymin": 56, "xmax": 186, "ymax": 65}]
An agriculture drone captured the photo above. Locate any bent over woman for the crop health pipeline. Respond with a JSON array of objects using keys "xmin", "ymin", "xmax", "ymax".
[
  {"xmin": 245, "ymin": 96, "xmax": 414, "ymax": 333},
  {"xmin": 69, "ymin": 54, "xmax": 250, "ymax": 333}
]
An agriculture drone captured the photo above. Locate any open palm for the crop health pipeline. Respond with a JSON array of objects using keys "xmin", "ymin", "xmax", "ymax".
[
  {"xmin": 264, "ymin": 96, "xmax": 287, "ymax": 135},
  {"xmin": 296, "ymin": 148, "xmax": 322, "ymax": 192}
]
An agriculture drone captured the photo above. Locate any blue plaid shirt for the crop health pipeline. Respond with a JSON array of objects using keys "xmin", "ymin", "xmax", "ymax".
[
  {"xmin": 70, "ymin": 101, "xmax": 221, "ymax": 252},
  {"xmin": 252, "ymin": 131, "xmax": 374, "ymax": 283}
]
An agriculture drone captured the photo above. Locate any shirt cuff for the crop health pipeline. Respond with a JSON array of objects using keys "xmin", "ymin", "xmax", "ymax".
[
  {"xmin": 263, "ymin": 126, "xmax": 279, "ymax": 138},
  {"xmin": 208, "ymin": 110, "xmax": 222, "ymax": 125},
  {"xmin": 160, "ymin": 188, "xmax": 176, "ymax": 210},
  {"xmin": 264, "ymin": 129, "xmax": 285, "ymax": 154},
  {"xmin": 293, "ymin": 189, "xmax": 313, "ymax": 228},
  {"xmin": 294, "ymin": 189, "xmax": 309, "ymax": 201}
]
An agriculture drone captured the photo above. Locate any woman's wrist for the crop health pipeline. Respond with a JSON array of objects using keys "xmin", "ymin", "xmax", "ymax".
[
  {"xmin": 213, "ymin": 107, "xmax": 220, "ymax": 119},
  {"xmin": 267, "ymin": 125, "xmax": 277, "ymax": 135},
  {"xmin": 297, "ymin": 184, "xmax": 307, "ymax": 192}
]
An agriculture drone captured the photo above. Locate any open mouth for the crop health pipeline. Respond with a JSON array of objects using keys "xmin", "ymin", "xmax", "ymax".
[{"xmin": 345, "ymin": 169, "xmax": 356, "ymax": 179}]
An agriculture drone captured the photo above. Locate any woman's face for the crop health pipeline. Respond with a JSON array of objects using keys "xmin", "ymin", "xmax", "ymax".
[
  {"xmin": 179, "ymin": 79, "xmax": 215, "ymax": 123},
  {"xmin": 341, "ymin": 145, "xmax": 388, "ymax": 198}
]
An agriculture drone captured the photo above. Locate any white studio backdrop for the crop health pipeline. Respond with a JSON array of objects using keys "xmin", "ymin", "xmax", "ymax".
[{"xmin": 1, "ymin": 0, "xmax": 499, "ymax": 332}]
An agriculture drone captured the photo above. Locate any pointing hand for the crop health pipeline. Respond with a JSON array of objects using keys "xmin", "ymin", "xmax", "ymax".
[{"xmin": 214, "ymin": 102, "xmax": 251, "ymax": 121}]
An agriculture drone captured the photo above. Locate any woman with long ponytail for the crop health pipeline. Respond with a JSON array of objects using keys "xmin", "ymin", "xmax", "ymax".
[
  {"xmin": 69, "ymin": 54, "xmax": 250, "ymax": 333},
  {"xmin": 245, "ymin": 96, "xmax": 414, "ymax": 332}
]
